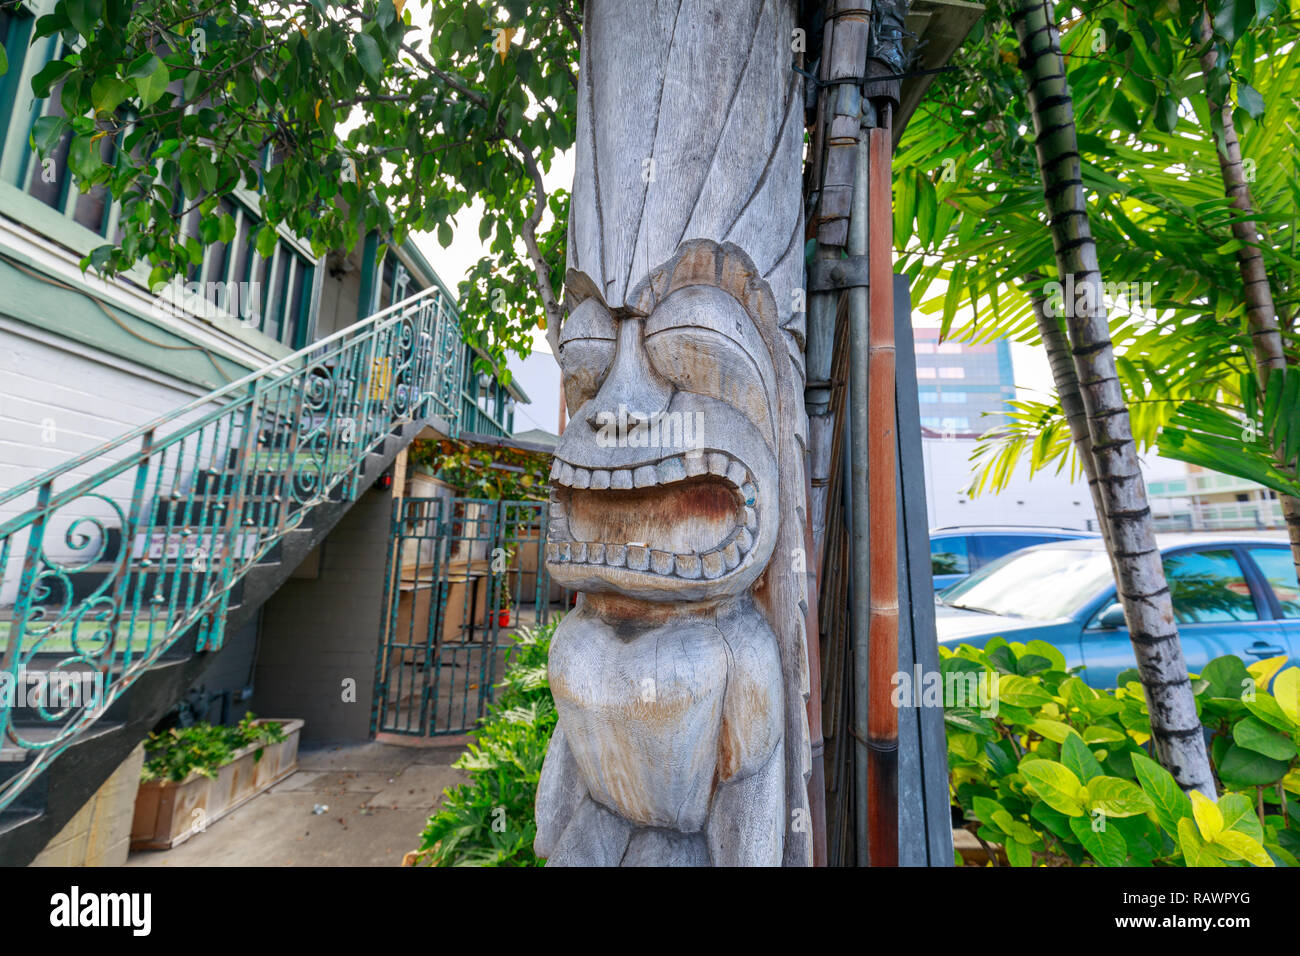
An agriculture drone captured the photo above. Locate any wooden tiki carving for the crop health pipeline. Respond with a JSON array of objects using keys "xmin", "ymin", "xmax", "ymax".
[{"xmin": 535, "ymin": 0, "xmax": 811, "ymax": 866}]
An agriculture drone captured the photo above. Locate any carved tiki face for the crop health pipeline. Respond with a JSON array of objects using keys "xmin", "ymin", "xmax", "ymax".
[{"xmin": 545, "ymin": 242, "xmax": 783, "ymax": 604}]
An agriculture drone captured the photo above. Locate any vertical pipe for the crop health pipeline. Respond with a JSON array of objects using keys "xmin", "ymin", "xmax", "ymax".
[
  {"xmin": 847, "ymin": 114, "xmax": 872, "ymax": 868},
  {"xmin": 866, "ymin": 108, "xmax": 899, "ymax": 867}
]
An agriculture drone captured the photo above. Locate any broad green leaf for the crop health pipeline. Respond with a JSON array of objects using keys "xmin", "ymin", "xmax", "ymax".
[
  {"xmin": 1083, "ymin": 724, "xmax": 1128, "ymax": 744},
  {"xmin": 1275, "ymin": 667, "xmax": 1300, "ymax": 726},
  {"xmin": 1029, "ymin": 718, "xmax": 1074, "ymax": 743},
  {"xmin": 1005, "ymin": 838, "xmax": 1033, "ymax": 867},
  {"xmin": 91, "ymin": 77, "xmax": 130, "ymax": 114},
  {"xmin": 1247, "ymin": 654, "xmax": 1289, "ymax": 691},
  {"xmin": 1132, "ymin": 752, "xmax": 1192, "ymax": 836},
  {"xmin": 1232, "ymin": 716, "xmax": 1299, "ymax": 760},
  {"xmin": 1218, "ymin": 743, "xmax": 1292, "ymax": 786},
  {"xmin": 31, "ymin": 59, "xmax": 75, "ymax": 98},
  {"xmin": 1218, "ymin": 791, "xmax": 1263, "ymax": 842},
  {"xmin": 134, "ymin": 55, "xmax": 169, "ymax": 107},
  {"xmin": 354, "ymin": 33, "xmax": 383, "ymax": 79},
  {"xmin": 1020, "ymin": 760, "xmax": 1085, "ymax": 816},
  {"xmin": 1178, "ymin": 816, "xmax": 1225, "ymax": 867},
  {"xmin": 1062, "ymin": 733, "xmax": 1104, "ymax": 782},
  {"xmin": 1213, "ymin": 829, "xmax": 1274, "ymax": 866},
  {"xmin": 1086, "ymin": 776, "xmax": 1154, "ymax": 818},
  {"xmin": 1191, "ymin": 790, "xmax": 1224, "ymax": 841},
  {"xmin": 1245, "ymin": 693, "xmax": 1296, "ymax": 732},
  {"xmin": 1025, "ymin": 640, "xmax": 1067, "ymax": 672},
  {"xmin": 1069, "ymin": 813, "xmax": 1128, "ymax": 866}
]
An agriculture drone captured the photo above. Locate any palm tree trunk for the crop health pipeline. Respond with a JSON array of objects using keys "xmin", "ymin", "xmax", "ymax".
[
  {"xmin": 1196, "ymin": 10, "xmax": 1300, "ymax": 577},
  {"xmin": 1013, "ymin": 0, "xmax": 1215, "ymax": 796},
  {"xmin": 1028, "ymin": 289, "xmax": 1116, "ymax": 562}
]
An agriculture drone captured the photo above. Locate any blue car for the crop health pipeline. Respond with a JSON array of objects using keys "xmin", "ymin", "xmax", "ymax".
[
  {"xmin": 935, "ymin": 533, "xmax": 1300, "ymax": 687},
  {"xmin": 929, "ymin": 525, "xmax": 1100, "ymax": 591}
]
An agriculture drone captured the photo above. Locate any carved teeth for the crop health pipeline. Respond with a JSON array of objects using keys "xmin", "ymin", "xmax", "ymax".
[
  {"xmin": 701, "ymin": 551, "xmax": 724, "ymax": 579},
  {"xmin": 722, "ymin": 541, "xmax": 740, "ymax": 570},
  {"xmin": 544, "ymin": 450, "xmax": 762, "ymax": 579},
  {"xmin": 651, "ymin": 457, "xmax": 682, "ymax": 485}
]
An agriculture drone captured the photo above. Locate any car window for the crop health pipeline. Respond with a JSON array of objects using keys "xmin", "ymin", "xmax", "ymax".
[
  {"xmin": 931, "ymin": 536, "xmax": 969, "ymax": 575},
  {"xmin": 940, "ymin": 547, "xmax": 1113, "ymax": 619},
  {"xmin": 1163, "ymin": 550, "xmax": 1258, "ymax": 624},
  {"xmin": 972, "ymin": 534, "xmax": 1058, "ymax": 566},
  {"xmin": 1247, "ymin": 546, "xmax": 1300, "ymax": 618}
]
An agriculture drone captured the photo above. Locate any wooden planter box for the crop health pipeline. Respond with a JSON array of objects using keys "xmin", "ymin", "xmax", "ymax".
[{"xmin": 130, "ymin": 718, "xmax": 304, "ymax": 851}]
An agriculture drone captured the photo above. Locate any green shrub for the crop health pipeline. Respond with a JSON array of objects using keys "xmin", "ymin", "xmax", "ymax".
[
  {"xmin": 141, "ymin": 713, "xmax": 286, "ymax": 783},
  {"xmin": 416, "ymin": 620, "xmax": 558, "ymax": 866},
  {"xmin": 944, "ymin": 638, "xmax": 1300, "ymax": 867}
]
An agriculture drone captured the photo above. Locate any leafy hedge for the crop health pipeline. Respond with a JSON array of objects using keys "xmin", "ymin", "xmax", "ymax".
[
  {"xmin": 141, "ymin": 713, "xmax": 285, "ymax": 783},
  {"xmin": 415, "ymin": 620, "xmax": 557, "ymax": 866},
  {"xmin": 944, "ymin": 638, "xmax": 1300, "ymax": 867}
]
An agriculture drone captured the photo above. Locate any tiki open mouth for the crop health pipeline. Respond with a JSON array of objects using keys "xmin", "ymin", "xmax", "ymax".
[{"xmin": 546, "ymin": 451, "xmax": 759, "ymax": 580}]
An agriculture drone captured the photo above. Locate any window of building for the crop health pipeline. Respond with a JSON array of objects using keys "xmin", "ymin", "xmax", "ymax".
[
  {"xmin": 914, "ymin": 342, "xmax": 935, "ymax": 354},
  {"xmin": 940, "ymin": 391, "xmax": 967, "ymax": 403},
  {"xmin": 936, "ymin": 342, "xmax": 963, "ymax": 354},
  {"xmin": 916, "ymin": 367, "xmax": 936, "ymax": 379},
  {"xmin": 939, "ymin": 367, "xmax": 966, "ymax": 379},
  {"xmin": 918, "ymin": 390, "xmax": 939, "ymax": 403}
]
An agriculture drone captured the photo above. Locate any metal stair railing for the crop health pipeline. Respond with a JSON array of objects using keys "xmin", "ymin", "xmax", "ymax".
[{"xmin": 0, "ymin": 283, "xmax": 465, "ymax": 812}]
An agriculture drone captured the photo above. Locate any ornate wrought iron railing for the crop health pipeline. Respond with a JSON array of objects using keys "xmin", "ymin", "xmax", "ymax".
[{"xmin": 0, "ymin": 283, "xmax": 466, "ymax": 811}]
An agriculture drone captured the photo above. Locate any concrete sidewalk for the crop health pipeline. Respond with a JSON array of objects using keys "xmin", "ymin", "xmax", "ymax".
[{"xmin": 126, "ymin": 740, "xmax": 467, "ymax": 867}]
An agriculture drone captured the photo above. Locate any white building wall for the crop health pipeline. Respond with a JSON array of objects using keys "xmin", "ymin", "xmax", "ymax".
[
  {"xmin": 0, "ymin": 323, "xmax": 216, "ymax": 605},
  {"xmin": 921, "ymin": 436, "xmax": 1098, "ymax": 531}
]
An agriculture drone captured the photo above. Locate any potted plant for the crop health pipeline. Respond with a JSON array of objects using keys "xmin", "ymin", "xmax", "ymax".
[{"xmin": 130, "ymin": 713, "xmax": 303, "ymax": 850}]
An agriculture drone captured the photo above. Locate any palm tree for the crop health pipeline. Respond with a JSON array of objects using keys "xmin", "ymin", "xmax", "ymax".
[{"xmin": 1010, "ymin": 0, "xmax": 1215, "ymax": 795}]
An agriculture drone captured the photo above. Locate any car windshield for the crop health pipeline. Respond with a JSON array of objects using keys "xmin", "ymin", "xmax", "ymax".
[{"xmin": 939, "ymin": 546, "xmax": 1113, "ymax": 619}]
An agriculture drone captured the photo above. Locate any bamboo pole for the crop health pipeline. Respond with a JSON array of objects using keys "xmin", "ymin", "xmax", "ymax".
[{"xmin": 865, "ymin": 108, "xmax": 899, "ymax": 867}]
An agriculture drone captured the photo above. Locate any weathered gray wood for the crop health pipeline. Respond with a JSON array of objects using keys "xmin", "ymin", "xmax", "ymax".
[
  {"xmin": 892, "ymin": 275, "xmax": 953, "ymax": 866},
  {"xmin": 541, "ymin": 0, "xmax": 812, "ymax": 866}
]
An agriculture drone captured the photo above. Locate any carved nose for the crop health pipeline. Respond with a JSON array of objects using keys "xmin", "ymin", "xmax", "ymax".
[{"xmin": 584, "ymin": 317, "xmax": 673, "ymax": 432}]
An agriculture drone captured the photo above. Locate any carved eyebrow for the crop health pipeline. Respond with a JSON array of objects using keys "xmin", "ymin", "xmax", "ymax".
[
  {"xmin": 644, "ymin": 324, "xmax": 776, "ymax": 435},
  {"xmin": 559, "ymin": 300, "xmax": 617, "ymax": 344}
]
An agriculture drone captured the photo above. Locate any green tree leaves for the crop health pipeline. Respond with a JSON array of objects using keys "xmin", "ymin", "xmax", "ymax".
[
  {"xmin": 23, "ymin": 0, "xmax": 580, "ymax": 372},
  {"xmin": 947, "ymin": 641, "xmax": 1300, "ymax": 866}
]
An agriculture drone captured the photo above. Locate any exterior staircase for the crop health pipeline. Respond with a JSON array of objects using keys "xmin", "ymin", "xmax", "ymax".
[{"xmin": 0, "ymin": 284, "xmax": 468, "ymax": 864}]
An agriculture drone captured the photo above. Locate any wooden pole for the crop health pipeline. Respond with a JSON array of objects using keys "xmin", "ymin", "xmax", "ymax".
[{"xmin": 865, "ymin": 109, "xmax": 899, "ymax": 866}]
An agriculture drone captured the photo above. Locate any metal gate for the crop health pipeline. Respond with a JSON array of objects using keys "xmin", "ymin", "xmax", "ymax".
[{"xmin": 371, "ymin": 496, "xmax": 555, "ymax": 736}]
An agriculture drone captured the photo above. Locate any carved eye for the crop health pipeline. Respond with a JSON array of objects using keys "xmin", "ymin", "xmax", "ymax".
[
  {"xmin": 557, "ymin": 298, "xmax": 616, "ymax": 413},
  {"xmin": 644, "ymin": 286, "xmax": 776, "ymax": 445}
]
